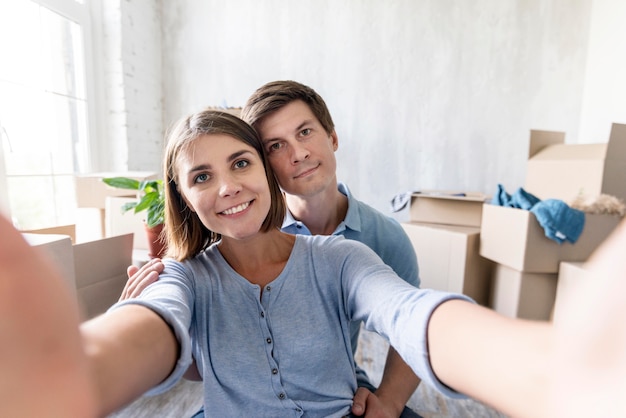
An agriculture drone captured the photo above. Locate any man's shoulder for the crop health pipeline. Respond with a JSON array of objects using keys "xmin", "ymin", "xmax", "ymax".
[{"xmin": 351, "ymin": 197, "xmax": 403, "ymax": 230}]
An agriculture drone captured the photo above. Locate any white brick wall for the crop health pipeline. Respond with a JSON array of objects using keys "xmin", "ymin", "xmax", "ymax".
[{"xmin": 99, "ymin": 0, "xmax": 163, "ymax": 175}]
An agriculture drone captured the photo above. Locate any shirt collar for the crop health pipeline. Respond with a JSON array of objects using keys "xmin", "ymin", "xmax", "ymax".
[
  {"xmin": 282, "ymin": 182, "xmax": 362, "ymax": 233},
  {"xmin": 337, "ymin": 182, "xmax": 361, "ymax": 233}
]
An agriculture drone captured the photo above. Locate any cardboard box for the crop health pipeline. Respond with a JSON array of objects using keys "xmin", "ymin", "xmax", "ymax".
[
  {"xmin": 22, "ymin": 232, "xmax": 76, "ymax": 294},
  {"xmin": 75, "ymin": 171, "xmax": 157, "ymax": 209},
  {"xmin": 22, "ymin": 224, "xmax": 76, "ymax": 243},
  {"xmin": 409, "ymin": 191, "xmax": 489, "ymax": 227},
  {"xmin": 106, "ymin": 196, "xmax": 149, "ymax": 250},
  {"xmin": 490, "ymin": 263, "xmax": 557, "ymax": 321},
  {"xmin": 74, "ymin": 233, "xmax": 133, "ymax": 319},
  {"xmin": 206, "ymin": 106, "xmax": 242, "ymax": 117},
  {"xmin": 479, "ymin": 203, "xmax": 621, "ymax": 273},
  {"xmin": 552, "ymin": 261, "xmax": 588, "ymax": 324},
  {"xmin": 402, "ymin": 222, "xmax": 494, "ymax": 305},
  {"xmin": 525, "ymin": 123, "xmax": 626, "ymax": 201}
]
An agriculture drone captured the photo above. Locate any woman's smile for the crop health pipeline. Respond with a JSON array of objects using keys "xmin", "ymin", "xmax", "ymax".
[{"xmin": 220, "ymin": 200, "xmax": 252, "ymax": 216}]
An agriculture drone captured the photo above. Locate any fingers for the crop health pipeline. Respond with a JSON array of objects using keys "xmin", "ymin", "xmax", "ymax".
[
  {"xmin": 127, "ymin": 264, "xmax": 139, "ymax": 278},
  {"xmin": 351, "ymin": 386, "xmax": 370, "ymax": 416},
  {"xmin": 119, "ymin": 258, "xmax": 164, "ymax": 301}
]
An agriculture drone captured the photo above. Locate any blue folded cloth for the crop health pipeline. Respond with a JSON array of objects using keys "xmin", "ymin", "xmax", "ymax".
[
  {"xmin": 491, "ymin": 184, "xmax": 585, "ymax": 244},
  {"xmin": 491, "ymin": 184, "xmax": 540, "ymax": 210},
  {"xmin": 530, "ymin": 199, "xmax": 585, "ymax": 244}
]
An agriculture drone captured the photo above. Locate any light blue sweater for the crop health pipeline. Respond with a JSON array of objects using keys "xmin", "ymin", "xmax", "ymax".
[
  {"xmin": 116, "ymin": 235, "xmax": 468, "ymax": 417},
  {"xmin": 282, "ymin": 183, "xmax": 421, "ymax": 387}
]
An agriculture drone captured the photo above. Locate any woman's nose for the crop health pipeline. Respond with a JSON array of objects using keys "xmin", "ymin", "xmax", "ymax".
[{"xmin": 218, "ymin": 175, "xmax": 241, "ymax": 197}]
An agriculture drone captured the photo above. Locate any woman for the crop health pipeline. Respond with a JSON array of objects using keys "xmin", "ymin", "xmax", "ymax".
[
  {"xmin": 2, "ymin": 110, "xmax": 624, "ymax": 417},
  {"xmin": 117, "ymin": 110, "xmax": 469, "ymax": 416}
]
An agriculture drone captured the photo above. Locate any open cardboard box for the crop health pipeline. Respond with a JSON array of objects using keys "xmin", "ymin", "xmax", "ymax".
[
  {"xmin": 402, "ymin": 222, "xmax": 494, "ymax": 305},
  {"xmin": 22, "ymin": 229, "xmax": 133, "ymax": 320},
  {"xmin": 22, "ymin": 224, "xmax": 76, "ymax": 243},
  {"xmin": 74, "ymin": 233, "xmax": 133, "ymax": 319},
  {"xmin": 22, "ymin": 232, "xmax": 77, "ymax": 294},
  {"xmin": 525, "ymin": 122, "xmax": 626, "ymax": 202},
  {"xmin": 408, "ymin": 191, "xmax": 489, "ymax": 227},
  {"xmin": 479, "ymin": 203, "xmax": 621, "ymax": 273}
]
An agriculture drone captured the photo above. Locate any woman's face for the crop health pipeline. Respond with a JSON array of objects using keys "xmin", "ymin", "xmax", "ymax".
[{"xmin": 175, "ymin": 133, "xmax": 272, "ymax": 241}]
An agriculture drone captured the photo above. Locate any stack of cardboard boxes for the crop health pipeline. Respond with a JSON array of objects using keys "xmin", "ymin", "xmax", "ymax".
[
  {"xmin": 401, "ymin": 192, "xmax": 494, "ymax": 306},
  {"xmin": 75, "ymin": 171, "xmax": 159, "ymax": 262},
  {"xmin": 480, "ymin": 123, "xmax": 626, "ymax": 320},
  {"xmin": 18, "ymin": 171, "xmax": 162, "ymax": 320},
  {"xmin": 22, "ymin": 229, "xmax": 133, "ymax": 320}
]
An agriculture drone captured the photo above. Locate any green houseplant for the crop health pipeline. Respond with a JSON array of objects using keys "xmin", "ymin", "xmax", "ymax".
[{"xmin": 102, "ymin": 176, "xmax": 166, "ymax": 257}]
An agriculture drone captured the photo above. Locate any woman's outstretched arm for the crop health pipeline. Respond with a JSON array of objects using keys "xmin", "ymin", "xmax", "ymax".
[
  {"xmin": 0, "ymin": 213, "xmax": 96, "ymax": 417},
  {"xmin": 81, "ymin": 305, "xmax": 179, "ymax": 416},
  {"xmin": 428, "ymin": 299, "xmax": 552, "ymax": 418},
  {"xmin": 0, "ymin": 213, "xmax": 179, "ymax": 417},
  {"xmin": 428, "ymin": 218, "xmax": 626, "ymax": 418}
]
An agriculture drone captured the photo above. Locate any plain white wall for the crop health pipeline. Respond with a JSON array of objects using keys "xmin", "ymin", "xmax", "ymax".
[
  {"xmin": 110, "ymin": 0, "xmax": 625, "ymax": 217},
  {"xmin": 157, "ymin": 0, "xmax": 593, "ymax": 216},
  {"xmin": 578, "ymin": 0, "xmax": 626, "ymax": 142}
]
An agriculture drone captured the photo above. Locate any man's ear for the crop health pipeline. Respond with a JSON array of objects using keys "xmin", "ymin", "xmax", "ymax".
[{"xmin": 330, "ymin": 130, "xmax": 339, "ymax": 151}]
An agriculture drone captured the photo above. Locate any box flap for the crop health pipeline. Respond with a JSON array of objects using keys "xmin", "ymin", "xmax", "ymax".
[
  {"xmin": 606, "ymin": 123, "xmax": 626, "ymax": 160},
  {"xmin": 412, "ymin": 191, "xmax": 489, "ymax": 203},
  {"xmin": 409, "ymin": 191, "xmax": 489, "ymax": 227},
  {"xmin": 23, "ymin": 233, "xmax": 76, "ymax": 292},
  {"xmin": 528, "ymin": 130, "xmax": 565, "ymax": 158},
  {"xmin": 22, "ymin": 224, "xmax": 76, "ymax": 243},
  {"xmin": 530, "ymin": 143, "xmax": 607, "ymax": 160},
  {"xmin": 74, "ymin": 233, "xmax": 133, "ymax": 287}
]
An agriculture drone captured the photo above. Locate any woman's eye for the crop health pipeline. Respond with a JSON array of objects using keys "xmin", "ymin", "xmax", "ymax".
[
  {"xmin": 194, "ymin": 173, "xmax": 209, "ymax": 184},
  {"xmin": 234, "ymin": 159, "xmax": 249, "ymax": 169}
]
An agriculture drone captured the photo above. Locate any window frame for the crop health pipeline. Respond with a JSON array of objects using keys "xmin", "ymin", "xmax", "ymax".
[{"xmin": 0, "ymin": 0, "xmax": 104, "ymax": 222}]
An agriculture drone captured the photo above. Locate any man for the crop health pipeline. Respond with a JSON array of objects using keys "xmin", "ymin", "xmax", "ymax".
[
  {"xmin": 242, "ymin": 81, "xmax": 422, "ymax": 417},
  {"xmin": 124, "ymin": 81, "xmax": 422, "ymax": 417}
]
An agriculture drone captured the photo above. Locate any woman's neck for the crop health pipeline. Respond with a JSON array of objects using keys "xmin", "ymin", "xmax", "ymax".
[{"xmin": 217, "ymin": 229, "xmax": 296, "ymax": 288}]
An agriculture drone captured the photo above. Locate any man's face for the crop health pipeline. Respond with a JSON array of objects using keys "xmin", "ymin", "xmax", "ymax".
[{"xmin": 256, "ymin": 100, "xmax": 338, "ymax": 198}]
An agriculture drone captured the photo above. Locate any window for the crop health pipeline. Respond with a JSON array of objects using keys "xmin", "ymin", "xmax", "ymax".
[{"xmin": 0, "ymin": 0, "xmax": 94, "ymax": 229}]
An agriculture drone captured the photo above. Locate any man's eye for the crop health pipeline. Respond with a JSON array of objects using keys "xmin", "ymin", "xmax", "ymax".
[
  {"xmin": 194, "ymin": 173, "xmax": 209, "ymax": 184},
  {"xmin": 268, "ymin": 143, "xmax": 282, "ymax": 152},
  {"xmin": 301, "ymin": 128, "xmax": 311, "ymax": 136}
]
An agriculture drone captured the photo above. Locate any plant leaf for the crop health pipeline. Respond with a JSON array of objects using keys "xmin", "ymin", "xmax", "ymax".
[{"xmin": 102, "ymin": 177, "xmax": 140, "ymax": 190}]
